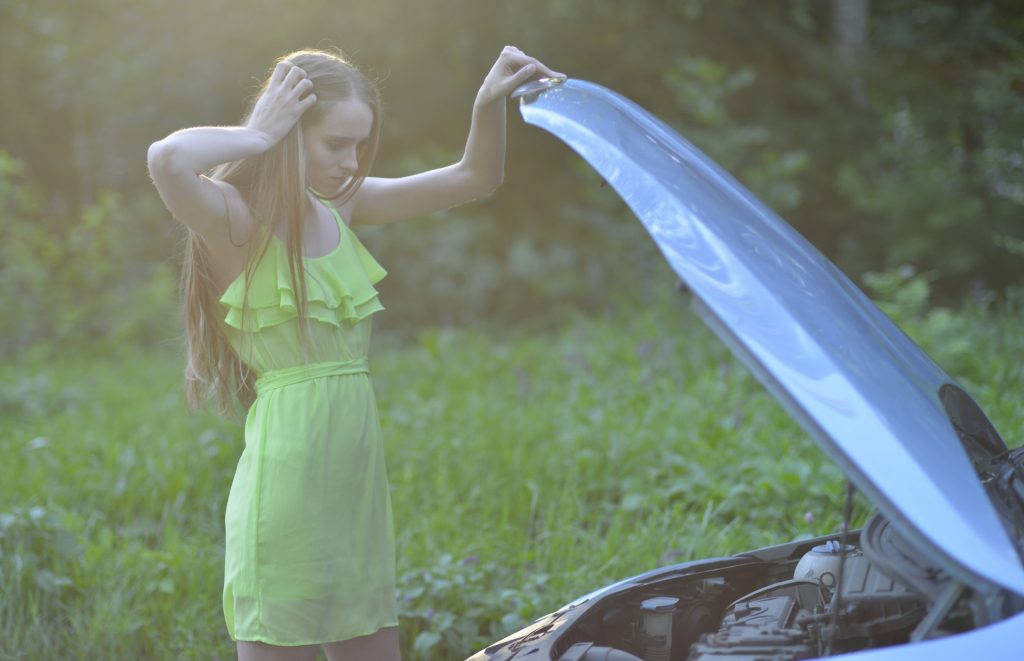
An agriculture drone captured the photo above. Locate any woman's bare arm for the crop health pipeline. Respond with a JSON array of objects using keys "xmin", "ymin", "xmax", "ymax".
[
  {"xmin": 349, "ymin": 47, "xmax": 564, "ymax": 227},
  {"xmin": 147, "ymin": 127, "xmax": 271, "ymax": 237},
  {"xmin": 147, "ymin": 62, "xmax": 315, "ymax": 238}
]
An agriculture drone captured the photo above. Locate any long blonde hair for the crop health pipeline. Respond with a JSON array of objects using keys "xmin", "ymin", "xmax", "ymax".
[{"xmin": 180, "ymin": 48, "xmax": 383, "ymax": 415}]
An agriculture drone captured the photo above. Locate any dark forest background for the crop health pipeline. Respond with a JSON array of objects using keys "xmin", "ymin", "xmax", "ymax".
[{"xmin": 2, "ymin": 0, "xmax": 1022, "ymax": 353}]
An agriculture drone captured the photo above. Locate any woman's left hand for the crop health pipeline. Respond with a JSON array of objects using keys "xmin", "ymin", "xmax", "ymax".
[{"xmin": 477, "ymin": 46, "xmax": 566, "ymax": 106}]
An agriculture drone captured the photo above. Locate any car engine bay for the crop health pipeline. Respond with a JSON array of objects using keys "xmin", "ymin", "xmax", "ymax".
[
  {"xmin": 548, "ymin": 476, "xmax": 1024, "ymax": 661},
  {"xmin": 552, "ymin": 522, "xmax": 966, "ymax": 661},
  {"xmin": 530, "ymin": 417, "xmax": 1024, "ymax": 661}
]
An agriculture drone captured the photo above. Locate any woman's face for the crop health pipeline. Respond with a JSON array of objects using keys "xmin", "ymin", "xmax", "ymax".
[{"xmin": 303, "ymin": 97, "xmax": 374, "ymax": 197}]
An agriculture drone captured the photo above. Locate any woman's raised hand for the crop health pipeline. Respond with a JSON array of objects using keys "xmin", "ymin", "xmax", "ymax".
[
  {"xmin": 246, "ymin": 61, "xmax": 317, "ymax": 148},
  {"xmin": 477, "ymin": 46, "xmax": 565, "ymax": 106}
]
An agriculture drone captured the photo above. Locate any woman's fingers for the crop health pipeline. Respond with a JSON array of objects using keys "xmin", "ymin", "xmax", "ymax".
[
  {"xmin": 515, "ymin": 55, "xmax": 564, "ymax": 81},
  {"xmin": 499, "ymin": 47, "xmax": 565, "ymax": 81},
  {"xmin": 534, "ymin": 60, "xmax": 566, "ymax": 80},
  {"xmin": 293, "ymin": 77, "xmax": 314, "ymax": 99},
  {"xmin": 281, "ymin": 64, "xmax": 307, "ymax": 90},
  {"xmin": 269, "ymin": 61, "xmax": 287, "ymax": 85},
  {"xmin": 270, "ymin": 60, "xmax": 293, "ymax": 85},
  {"xmin": 517, "ymin": 59, "xmax": 564, "ymax": 81},
  {"xmin": 509, "ymin": 63, "xmax": 538, "ymax": 87},
  {"xmin": 476, "ymin": 47, "xmax": 566, "ymax": 104}
]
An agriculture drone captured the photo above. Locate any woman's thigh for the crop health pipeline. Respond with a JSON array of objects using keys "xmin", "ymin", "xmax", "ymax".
[
  {"xmin": 236, "ymin": 641, "xmax": 320, "ymax": 661},
  {"xmin": 322, "ymin": 625, "xmax": 401, "ymax": 661}
]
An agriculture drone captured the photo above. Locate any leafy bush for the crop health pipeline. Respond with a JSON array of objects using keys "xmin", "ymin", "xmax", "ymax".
[
  {"xmin": 862, "ymin": 265, "xmax": 977, "ymax": 370},
  {"xmin": 0, "ymin": 151, "xmax": 179, "ymax": 357},
  {"xmin": 360, "ymin": 147, "xmax": 676, "ymax": 334},
  {"xmin": 397, "ymin": 553, "xmax": 550, "ymax": 658}
]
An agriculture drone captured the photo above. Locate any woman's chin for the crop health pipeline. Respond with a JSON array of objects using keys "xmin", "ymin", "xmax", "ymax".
[{"xmin": 309, "ymin": 180, "xmax": 348, "ymax": 199}]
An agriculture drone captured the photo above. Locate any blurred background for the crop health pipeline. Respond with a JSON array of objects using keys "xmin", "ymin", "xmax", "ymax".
[
  {"xmin": 2, "ymin": 0, "xmax": 1022, "ymax": 354},
  {"xmin": 2, "ymin": 1, "xmax": 1024, "ymax": 658}
]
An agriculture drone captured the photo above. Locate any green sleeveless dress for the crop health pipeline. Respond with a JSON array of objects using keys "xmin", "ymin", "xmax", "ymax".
[{"xmin": 217, "ymin": 200, "xmax": 399, "ymax": 645}]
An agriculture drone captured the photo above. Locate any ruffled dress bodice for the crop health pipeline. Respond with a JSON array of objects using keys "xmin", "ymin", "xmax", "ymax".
[{"xmin": 217, "ymin": 203, "xmax": 386, "ymax": 375}]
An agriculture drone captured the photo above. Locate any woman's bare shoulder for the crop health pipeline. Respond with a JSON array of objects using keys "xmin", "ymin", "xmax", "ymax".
[{"xmin": 194, "ymin": 178, "xmax": 261, "ymax": 292}]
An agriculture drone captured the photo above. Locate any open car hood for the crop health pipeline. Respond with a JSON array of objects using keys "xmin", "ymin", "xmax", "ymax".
[{"xmin": 514, "ymin": 78, "xmax": 1024, "ymax": 597}]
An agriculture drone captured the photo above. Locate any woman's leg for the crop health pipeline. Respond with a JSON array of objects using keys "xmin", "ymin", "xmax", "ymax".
[
  {"xmin": 236, "ymin": 641, "xmax": 320, "ymax": 661},
  {"xmin": 322, "ymin": 625, "xmax": 401, "ymax": 661}
]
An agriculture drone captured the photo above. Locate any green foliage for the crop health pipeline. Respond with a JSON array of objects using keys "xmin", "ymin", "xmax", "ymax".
[
  {"xmin": 3, "ymin": 0, "xmax": 1023, "ymax": 343},
  {"xmin": 397, "ymin": 553, "xmax": 550, "ymax": 658},
  {"xmin": 0, "ymin": 506, "xmax": 82, "ymax": 595},
  {"xmin": 828, "ymin": 0, "xmax": 1024, "ymax": 289},
  {"xmin": 862, "ymin": 265, "xmax": 936, "ymax": 323},
  {"xmin": 0, "ymin": 152, "xmax": 178, "ymax": 356},
  {"xmin": 0, "ymin": 505, "xmax": 82, "ymax": 659},
  {"xmin": 3, "ymin": 294, "xmax": 1019, "ymax": 659},
  {"xmin": 360, "ymin": 147, "xmax": 679, "ymax": 333},
  {"xmin": 660, "ymin": 54, "xmax": 811, "ymax": 213},
  {"xmin": 862, "ymin": 265, "xmax": 978, "ymax": 371},
  {"xmin": 0, "ymin": 347, "xmax": 239, "ymax": 658}
]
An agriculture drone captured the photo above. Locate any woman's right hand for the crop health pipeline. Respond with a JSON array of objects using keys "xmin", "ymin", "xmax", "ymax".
[{"xmin": 246, "ymin": 61, "xmax": 318, "ymax": 148}]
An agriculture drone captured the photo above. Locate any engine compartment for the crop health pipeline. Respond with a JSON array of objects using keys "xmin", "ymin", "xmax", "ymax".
[
  {"xmin": 686, "ymin": 549, "xmax": 923, "ymax": 661},
  {"xmin": 551, "ymin": 511, "xmax": 999, "ymax": 661}
]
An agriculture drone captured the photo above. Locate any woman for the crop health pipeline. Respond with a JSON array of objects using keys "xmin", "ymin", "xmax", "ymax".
[{"xmin": 147, "ymin": 46, "xmax": 563, "ymax": 661}]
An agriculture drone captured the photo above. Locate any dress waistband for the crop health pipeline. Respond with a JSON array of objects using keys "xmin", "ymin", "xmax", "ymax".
[{"xmin": 255, "ymin": 358, "xmax": 369, "ymax": 395}]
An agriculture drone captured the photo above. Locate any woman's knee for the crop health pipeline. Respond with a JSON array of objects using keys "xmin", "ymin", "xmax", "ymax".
[
  {"xmin": 322, "ymin": 625, "xmax": 400, "ymax": 661},
  {"xmin": 236, "ymin": 640, "xmax": 320, "ymax": 661}
]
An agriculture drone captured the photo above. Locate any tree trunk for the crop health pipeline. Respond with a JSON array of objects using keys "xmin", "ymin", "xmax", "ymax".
[{"xmin": 832, "ymin": 0, "xmax": 870, "ymax": 107}]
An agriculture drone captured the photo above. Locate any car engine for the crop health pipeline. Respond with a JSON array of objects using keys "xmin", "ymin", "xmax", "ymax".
[
  {"xmin": 551, "ymin": 509, "xmax": 1009, "ymax": 661},
  {"xmin": 686, "ymin": 539, "xmax": 923, "ymax": 660}
]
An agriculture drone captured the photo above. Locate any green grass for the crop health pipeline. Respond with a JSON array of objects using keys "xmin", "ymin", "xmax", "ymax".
[{"xmin": 1, "ymin": 291, "xmax": 1021, "ymax": 660}]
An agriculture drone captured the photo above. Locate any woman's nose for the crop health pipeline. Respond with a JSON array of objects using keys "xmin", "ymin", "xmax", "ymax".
[{"xmin": 339, "ymin": 147, "xmax": 358, "ymax": 172}]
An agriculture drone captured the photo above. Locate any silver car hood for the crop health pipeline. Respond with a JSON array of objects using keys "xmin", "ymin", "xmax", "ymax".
[{"xmin": 515, "ymin": 78, "xmax": 1024, "ymax": 597}]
